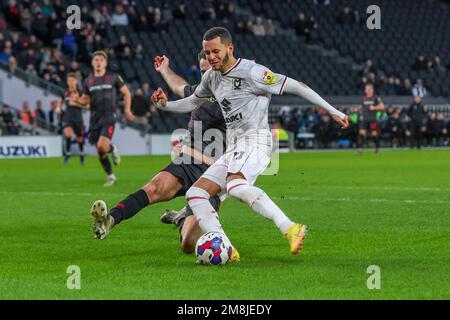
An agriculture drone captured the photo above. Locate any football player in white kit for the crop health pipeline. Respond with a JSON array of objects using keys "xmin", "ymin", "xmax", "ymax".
[{"xmin": 152, "ymin": 27, "xmax": 349, "ymax": 260}]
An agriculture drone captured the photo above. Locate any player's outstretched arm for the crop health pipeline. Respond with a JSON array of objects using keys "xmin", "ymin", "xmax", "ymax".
[
  {"xmin": 120, "ymin": 85, "xmax": 135, "ymax": 121},
  {"xmin": 151, "ymin": 88, "xmax": 207, "ymax": 113},
  {"xmin": 154, "ymin": 55, "xmax": 188, "ymax": 98},
  {"xmin": 283, "ymin": 78, "xmax": 349, "ymax": 128}
]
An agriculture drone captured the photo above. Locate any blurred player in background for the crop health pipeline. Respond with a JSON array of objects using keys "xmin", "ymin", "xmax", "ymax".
[
  {"xmin": 70, "ymin": 51, "xmax": 134, "ymax": 186},
  {"xmin": 57, "ymin": 72, "xmax": 86, "ymax": 165},
  {"xmin": 407, "ymin": 95, "xmax": 428, "ymax": 149},
  {"xmin": 152, "ymin": 27, "xmax": 349, "ymax": 257},
  {"xmin": 357, "ymin": 83, "xmax": 385, "ymax": 154},
  {"xmin": 89, "ymin": 51, "xmax": 234, "ymax": 256}
]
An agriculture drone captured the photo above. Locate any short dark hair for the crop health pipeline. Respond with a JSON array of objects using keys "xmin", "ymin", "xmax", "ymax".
[
  {"xmin": 197, "ymin": 49, "xmax": 206, "ymax": 63},
  {"xmin": 92, "ymin": 50, "xmax": 108, "ymax": 61},
  {"xmin": 203, "ymin": 27, "xmax": 232, "ymax": 44},
  {"xmin": 66, "ymin": 72, "xmax": 77, "ymax": 79}
]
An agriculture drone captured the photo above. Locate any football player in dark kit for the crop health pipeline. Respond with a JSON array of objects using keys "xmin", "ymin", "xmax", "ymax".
[
  {"xmin": 57, "ymin": 72, "xmax": 86, "ymax": 165},
  {"xmin": 88, "ymin": 51, "xmax": 239, "ymax": 260},
  {"xmin": 70, "ymin": 51, "xmax": 134, "ymax": 186},
  {"xmin": 357, "ymin": 83, "xmax": 385, "ymax": 154}
]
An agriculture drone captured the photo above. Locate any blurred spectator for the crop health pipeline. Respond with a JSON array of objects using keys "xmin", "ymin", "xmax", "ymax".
[
  {"xmin": 412, "ymin": 54, "xmax": 428, "ymax": 71},
  {"xmin": 28, "ymin": 35, "xmax": 43, "ymax": 51},
  {"xmin": 8, "ymin": 56, "xmax": 17, "ymax": 74},
  {"xmin": 0, "ymin": 47, "xmax": 12, "ymax": 64},
  {"xmin": 337, "ymin": 6, "xmax": 356, "ymax": 24},
  {"xmin": 31, "ymin": 12, "xmax": 49, "ymax": 39},
  {"xmin": 185, "ymin": 64, "xmax": 201, "ymax": 83},
  {"xmin": 131, "ymin": 88, "xmax": 151, "ymax": 130},
  {"xmin": 253, "ymin": 17, "xmax": 266, "ymax": 36},
  {"xmin": 0, "ymin": 104, "xmax": 20, "ymax": 135},
  {"xmin": 235, "ymin": 20, "xmax": 246, "ymax": 34},
  {"xmin": 121, "ymin": 46, "xmax": 132, "ymax": 60},
  {"xmin": 200, "ymin": 2, "xmax": 216, "ymax": 20},
  {"xmin": 18, "ymin": 101, "xmax": 36, "ymax": 125},
  {"xmin": 115, "ymin": 35, "xmax": 129, "ymax": 55},
  {"xmin": 134, "ymin": 44, "xmax": 144, "ymax": 60},
  {"xmin": 173, "ymin": 3, "xmax": 188, "ymax": 20},
  {"xmin": 245, "ymin": 20, "xmax": 254, "ymax": 34},
  {"xmin": 312, "ymin": 113, "xmax": 334, "ymax": 148},
  {"xmin": 412, "ymin": 79, "xmax": 427, "ymax": 97},
  {"xmin": 112, "ymin": 5, "xmax": 129, "ymax": 26},
  {"xmin": 137, "ymin": 15, "xmax": 151, "ymax": 32},
  {"xmin": 20, "ymin": 7, "xmax": 33, "ymax": 35},
  {"xmin": 432, "ymin": 56, "xmax": 446, "ymax": 72},
  {"xmin": 62, "ymin": 29, "xmax": 77, "ymax": 60},
  {"xmin": 407, "ymin": 95, "xmax": 428, "ymax": 149},
  {"xmin": 34, "ymin": 100, "xmax": 47, "ymax": 128},
  {"xmin": 427, "ymin": 113, "xmax": 448, "ymax": 146},
  {"xmin": 265, "ymin": 19, "xmax": 276, "ymax": 36},
  {"xmin": 385, "ymin": 76, "xmax": 396, "ymax": 95},
  {"xmin": 142, "ymin": 83, "xmax": 151, "ymax": 101},
  {"xmin": 403, "ymin": 78, "xmax": 412, "ymax": 95}
]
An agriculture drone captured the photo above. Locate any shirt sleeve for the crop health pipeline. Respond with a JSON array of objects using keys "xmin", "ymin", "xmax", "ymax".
[
  {"xmin": 249, "ymin": 64, "xmax": 287, "ymax": 95},
  {"xmin": 115, "ymin": 74, "xmax": 126, "ymax": 90},
  {"xmin": 193, "ymin": 71, "xmax": 213, "ymax": 98}
]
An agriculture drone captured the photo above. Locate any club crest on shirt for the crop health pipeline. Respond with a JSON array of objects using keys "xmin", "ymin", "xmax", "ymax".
[{"xmin": 263, "ymin": 71, "xmax": 276, "ymax": 84}]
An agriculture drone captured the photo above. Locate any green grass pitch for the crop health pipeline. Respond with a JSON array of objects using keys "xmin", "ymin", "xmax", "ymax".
[{"xmin": 1, "ymin": 149, "xmax": 449, "ymax": 299}]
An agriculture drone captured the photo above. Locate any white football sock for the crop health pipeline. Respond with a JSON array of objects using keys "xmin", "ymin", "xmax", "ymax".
[
  {"xmin": 186, "ymin": 186, "xmax": 225, "ymax": 235},
  {"xmin": 227, "ymin": 179, "xmax": 294, "ymax": 234}
]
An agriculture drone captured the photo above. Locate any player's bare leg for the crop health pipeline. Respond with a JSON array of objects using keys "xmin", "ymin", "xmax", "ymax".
[
  {"xmin": 186, "ymin": 178, "xmax": 240, "ymax": 261},
  {"xmin": 63, "ymin": 126, "xmax": 74, "ymax": 164},
  {"xmin": 357, "ymin": 128, "xmax": 366, "ymax": 155},
  {"xmin": 179, "ymin": 215, "xmax": 203, "ymax": 253},
  {"xmin": 91, "ymin": 171, "xmax": 184, "ymax": 239},
  {"xmin": 226, "ymin": 172, "xmax": 308, "ymax": 254},
  {"xmin": 97, "ymin": 136, "xmax": 118, "ymax": 186}
]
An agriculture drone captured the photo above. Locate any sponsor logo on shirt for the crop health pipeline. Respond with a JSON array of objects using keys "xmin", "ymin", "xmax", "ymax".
[
  {"xmin": 89, "ymin": 84, "xmax": 113, "ymax": 91},
  {"xmin": 225, "ymin": 112, "xmax": 243, "ymax": 124},
  {"xmin": 220, "ymin": 98, "xmax": 232, "ymax": 113},
  {"xmin": 263, "ymin": 71, "xmax": 276, "ymax": 85}
]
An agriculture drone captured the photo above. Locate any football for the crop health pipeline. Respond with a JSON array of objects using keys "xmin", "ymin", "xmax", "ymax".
[{"xmin": 195, "ymin": 232, "xmax": 232, "ymax": 265}]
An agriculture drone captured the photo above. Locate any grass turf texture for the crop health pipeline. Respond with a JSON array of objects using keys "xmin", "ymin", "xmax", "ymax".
[{"xmin": 0, "ymin": 149, "xmax": 449, "ymax": 299}]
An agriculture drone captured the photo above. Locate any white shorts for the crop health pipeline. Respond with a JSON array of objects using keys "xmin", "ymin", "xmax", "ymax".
[{"xmin": 202, "ymin": 142, "xmax": 272, "ymax": 191}]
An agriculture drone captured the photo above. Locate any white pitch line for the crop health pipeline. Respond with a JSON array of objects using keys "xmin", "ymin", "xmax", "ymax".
[
  {"xmin": 277, "ymin": 196, "xmax": 449, "ymax": 205},
  {"xmin": 0, "ymin": 191, "xmax": 448, "ymax": 205}
]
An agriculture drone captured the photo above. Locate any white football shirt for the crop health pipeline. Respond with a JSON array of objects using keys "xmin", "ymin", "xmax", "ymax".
[{"xmin": 194, "ymin": 58, "xmax": 287, "ymax": 146}]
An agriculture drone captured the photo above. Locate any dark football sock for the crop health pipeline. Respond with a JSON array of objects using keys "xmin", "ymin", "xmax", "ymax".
[
  {"xmin": 109, "ymin": 189, "xmax": 149, "ymax": 225},
  {"xmin": 99, "ymin": 155, "xmax": 113, "ymax": 175},
  {"xmin": 65, "ymin": 137, "xmax": 72, "ymax": 155},
  {"xmin": 78, "ymin": 141, "xmax": 84, "ymax": 154},
  {"xmin": 373, "ymin": 136, "xmax": 380, "ymax": 149}
]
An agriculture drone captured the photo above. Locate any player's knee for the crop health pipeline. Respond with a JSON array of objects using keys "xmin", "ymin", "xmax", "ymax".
[
  {"xmin": 181, "ymin": 237, "xmax": 196, "ymax": 254},
  {"xmin": 185, "ymin": 186, "xmax": 210, "ymax": 203},
  {"xmin": 97, "ymin": 144, "xmax": 108, "ymax": 155},
  {"xmin": 142, "ymin": 182, "xmax": 162, "ymax": 203}
]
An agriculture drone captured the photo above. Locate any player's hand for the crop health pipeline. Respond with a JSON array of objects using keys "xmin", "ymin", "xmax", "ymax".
[
  {"xmin": 151, "ymin": 88, "xmax": 167, "ymax": 108},
  {"xmin": 369, "ymin": 105, "xmax": 375, "ymax": 111},
  {"xmin": 332, "ymin": 114, "xmax": 349, "ymax": 129},
  {"xmin": 69, "ymin": 91, "xmax": 80, "ymax": 104},
  {"xmin": 125, "ymin": 110, "xmax": 135, "ymax": 122},
  {"xmin": 154, "ymin": 55, "xmax": 169, "ymax": 73}
]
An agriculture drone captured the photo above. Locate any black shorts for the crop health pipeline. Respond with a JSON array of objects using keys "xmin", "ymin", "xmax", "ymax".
[
  {"xmin": 162, "ymin": 155, "xmax": 210, "ymax": 197},
  {"xmin": 62, "ymin": 121, "xmax": 84, "ymax": 137},
  {"xmin": 361, "ymin": 121, "xmax": 380, "ymax": 133},
  {"xmin": 88, "ymin": 122, "xmax": 116, "ymax": 145}
]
